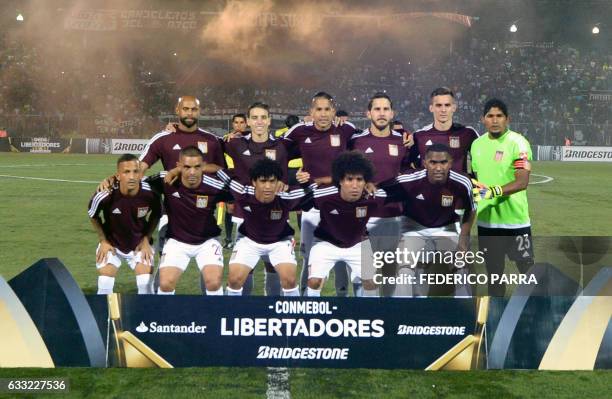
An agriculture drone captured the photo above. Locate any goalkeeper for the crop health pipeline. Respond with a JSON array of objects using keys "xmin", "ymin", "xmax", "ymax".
[{"xmin": 471, "ymin": 98, "xmax": 534, "ymax": 296}]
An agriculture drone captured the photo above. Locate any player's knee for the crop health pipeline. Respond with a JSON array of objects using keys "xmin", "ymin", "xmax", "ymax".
[
  {"xmin": 227, "ymin": 273, "xmax": 245, "ymax": 290},
  {"xmin": 308, "ymin": 278, "xmax": 323, "ymax": 290},
  {"xmin": 98, "ymin": 265, "xmax": 117, "ymax": 277},
  {"xmin": 158, "ymin": 279, "xmax": 176, "ymax": 292},
  {"xmin": 280, "ymin": 274, "xmax": 297, "ymax": 289},
  {"xmin": 134, "ymin": 263, "xmax": 152, "ymax": 275}
]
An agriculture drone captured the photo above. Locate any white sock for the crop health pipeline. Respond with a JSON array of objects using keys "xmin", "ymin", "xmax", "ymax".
[
  {"xmin": 97, "ymin": 276, "xmax": 115, "ymax": 295},
  {"xmin": 136, "ymin": 274, "xmax": 152, "ymax": 294},
  {"xmin": 282, "ymin": 287, "xmax": 300, "ymax": 297},
  {"xmin": 306, "ymin": 287, "xmax": 321, "ymax": 297},
  {"xmin": 157, "ymin": 288, "xmax": 175, "ymax": 295},
  {"xmin": 226, "ymin": 287, "xmax": 243, "ymax": 296},
  {"xmin": 363, "ymin": 289, "xmax": 379, "ymax": 297},
  {"xmin": 206, "ymin": 287, "xmax": 224, "ymax": 296}
]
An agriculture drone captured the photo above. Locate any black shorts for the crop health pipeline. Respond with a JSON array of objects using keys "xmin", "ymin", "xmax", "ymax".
[
  {"xmin": 478, "ymin": 226, "xmax": 535, "ymax": 269},
  {"xmin": 287, "ymin": 168, "xmax": 299, "ymax": 186}
]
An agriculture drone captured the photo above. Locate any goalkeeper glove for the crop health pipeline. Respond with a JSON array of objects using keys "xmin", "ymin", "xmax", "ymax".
[{"xmin": 474, "ymin": 185, "xmax": 503, "ymax": 201}]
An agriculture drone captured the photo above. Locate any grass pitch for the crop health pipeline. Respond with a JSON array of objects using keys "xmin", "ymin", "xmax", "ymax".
[{"xmin": 0, "ymin": 153, "xmax": 611, "ymax": 398}]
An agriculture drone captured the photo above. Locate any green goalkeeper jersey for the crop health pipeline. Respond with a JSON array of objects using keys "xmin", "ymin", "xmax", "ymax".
[{"xmin": 471, "ymin": 128, "xmax": 532, "ymax": 229}]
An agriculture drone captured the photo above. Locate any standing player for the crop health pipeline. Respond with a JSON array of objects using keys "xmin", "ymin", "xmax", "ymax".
[
  {"xmin": 471, "ymin": 99, "xmax": 534, "ymax": 296},
  {"xmin": 282, "ymin": 92, "xmax": 357, "ymax": 296},
  {"xmin": 349, "ymin": 93, "xmax": 411, "ymax": 295},
  {"xmin": 146, "ymin": 146, "xmax": 229, "ymax": 295},
  {"xmin": 229, "ymin": 113, "xmax": 248, "ymax": 137},
  {"xmin": 223, "ymin": 102, "xmax": 289, "ymax": 296},
  {"xmin": 222, "ymin": 113, "xmax": 249, "ymax": 249},
  {"xmin": 216, "ymin": 159, "xmax": 312, "ymax": 296},
  {"xmin": 88, "ymin": 154, "xmax": 161, "ymax": 295},
  {"xmin": 300, "ymin": 152, "xmax": 386, "ymax": 297},
  {"xmin": 381, "ymin": 144, "xmax": 475, "ymax": 297},
  {"xmin": 410, "ymin": 87, "xmax": 479, "ymax": 172}
]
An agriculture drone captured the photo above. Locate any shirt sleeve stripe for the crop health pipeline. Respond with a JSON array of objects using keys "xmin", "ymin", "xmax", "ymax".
[
  {"xmin": 282, "ymin": 122, "xmax": 306, "ymax": 141},
  {"xmin": 88, "ymin": 191, "xmax": 109, "ymax": 218},
  {"xmin": 138, "ymin": 131, "xmax": 170, "ymax": 161}
]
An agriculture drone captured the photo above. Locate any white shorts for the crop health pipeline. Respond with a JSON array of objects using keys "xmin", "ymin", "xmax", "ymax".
[
  {"xmin": 399, "ymin": 218, "xmax": 459, "ymax": 267},
  {"xmin": 230, "ymin": 236, "xmax": 296, "ymax": 269},
  {"xmin": 300, "ymin": 208, "xmax": 320, "ymax": 259},
  {"xmin": 160, "ymin": 238, "xmax": 224, "ymax": 271},
  {"xmin": 95, "ymin": 245, "xmax": 145, "ymax": 270},
  {"xmin": 308, "ymin": 239, "xmax": 375, "ymax": 282}
]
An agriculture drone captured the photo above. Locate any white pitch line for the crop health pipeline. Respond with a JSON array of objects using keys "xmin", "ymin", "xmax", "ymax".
[
  {"xmin": 0, "ymin": 163, "xmax": 92, "ymax": 168},
  {"xmin": 529, "ymin": 173, "xmax": 554, "ymax": 185},
  {"xmin": 0, "ymin": 174, "xmax": 98, "ymax": 184}
]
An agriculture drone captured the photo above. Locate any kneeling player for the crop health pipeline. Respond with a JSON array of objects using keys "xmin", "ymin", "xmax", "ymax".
[
  {"xmin": 381, "ymin": 144, "xmax": 475, "ymax": 297},
  {"xmin": 302, "ymin": 152, "xmax": 385, "ymax": 297},
  {"xmin": 216, "ymin": 159, "xmax": 312, "ymax": 297},
  {"xmin": 88, "ymin": 154, "xmax": 161, "ymax": 294},
  {"xmin": 146, "ymin": 146, "xmax": 230, "ymax": 295}
]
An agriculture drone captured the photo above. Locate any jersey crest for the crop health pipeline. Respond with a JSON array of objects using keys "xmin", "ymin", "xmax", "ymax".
[
  {"xmin": 196, "ymin": 195, "xmax": 208, "ymax": 208},
  {"xmin": 137, "ymin": 207, "xmax": 149, "ymax": 218}
]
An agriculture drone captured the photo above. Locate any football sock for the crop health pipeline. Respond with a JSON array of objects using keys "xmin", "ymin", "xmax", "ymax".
[
  {"xmin": 206, "ymin": 287, "xmax": 224, "ymax": 296},
  {"xmin": 226, "ymin": 287, "xmax": 243, "ymax": 296},
  {"xmin": 282, "ymin": 287, "xmax": 299, "ymax": 297},
  {"xmin": 136, "ymin": 274, "xmax": 152, "ymax": 294},
  {"xmin": 97, "ymin": 276, "xmax": 115, "ymax": 295}
]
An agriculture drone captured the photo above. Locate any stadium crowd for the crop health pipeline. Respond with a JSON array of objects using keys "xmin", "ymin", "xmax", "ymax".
[{"xmin": 1, "ymin": 32, "xmax": 610, "ymax": 145}]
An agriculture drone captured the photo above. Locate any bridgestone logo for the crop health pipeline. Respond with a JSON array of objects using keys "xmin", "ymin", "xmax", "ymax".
[
  {"xmin": 114, "ymin": 143, "xmax": 147, "ymax": 152},
  {"xmin": 256, "ymin": 346, "xmax": 349, "ymax": 360},
  {"xmin": 563, "ymin": 148, "xmax": 612, "ymax": 161},
  {"xmin": 396, "ymin": 325, "xmax": 466, "ymax": 335}
]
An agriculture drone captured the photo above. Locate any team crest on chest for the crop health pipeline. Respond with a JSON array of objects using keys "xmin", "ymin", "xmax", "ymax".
[
  {"xmin": 196, "ymin": 195, "xmax": 208, "ymax": 208},
  {"xmin": 330, "ymin": 134, "xmax": 341, "ymax": 147},
  {"xmin": 270, "ymin": 210, "xmax": 283, "ymax": 220},
  {"xmin": 494, "ymin": 150, "xmax": 504, "ymax": 162},
  {"xmin": 356, "ymin": 206, "xmax": 368, "ymax": 218},
  {"xmin": 449, "ymin": 136, "xmax": 460, "ymax": 148},
  {"xmin": 137, "ymin": 207, "xmax": 149, "ymax": 218},
  {"xmin": 441, "ymin": 195, "xmax": 454, "ymax": 207},
  {"xmin": 388, "ymin": 144, "xmax": 399, "ymax": 156},
  {"xmin": 265, "ymin": 149, "xmax": 277, "ymax": 160},
  {"xmin": 198, "ymin": 141, "xmax": 208, "ymax": 154}
]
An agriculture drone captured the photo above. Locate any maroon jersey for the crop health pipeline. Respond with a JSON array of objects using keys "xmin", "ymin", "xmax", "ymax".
[
  {"xmin": 349, "ymin": 128, "xmax": 412, "ymax": 218},
  {"xmin": 224, "ymin": 134, "xmax": 289, "ymax": 184},
  {"xmin": 217, "ymin": 169, "xmax": 313, "ymax": 244},
  {"xmin": 313, "ymin": 186, "xmax": 387, "ymax": 248},
  {"xmin": 140, "ymin": 127, "xmax": 225, "ymax": 171},
  {"xmin": 382, "ymin": 169, "xmax": 475, "ymax": 228},
  {"xmin": 147, "ymin": 173, "xmax": 230, "ymax": 245},
  {"xmin": 409, "ymin": 123, "xmax": 479, "ymax": 172},
  {"xmin": 88, "ymin": 181, "xmax": 161, "ymax": 253},
  {"xmin": 282, "ymin": 122, "xmax": 356, "ymax": 179}
]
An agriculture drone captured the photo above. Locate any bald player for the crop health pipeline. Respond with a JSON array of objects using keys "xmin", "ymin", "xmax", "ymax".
[{"xmin": 96, "ymin": 96, "xmax": 226, "ymax": 294}]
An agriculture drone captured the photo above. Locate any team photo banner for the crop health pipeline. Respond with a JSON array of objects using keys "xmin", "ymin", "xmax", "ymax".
[{"xmin": 112, "ymin": 296, "xmax": 478, "ymax": 369}]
